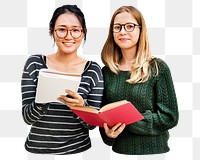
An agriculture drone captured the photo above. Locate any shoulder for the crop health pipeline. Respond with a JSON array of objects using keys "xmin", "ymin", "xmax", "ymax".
[
  {"xmin": 102, "ymin": 66, "xmax": 114, "ymax": 76},
  {"xmin": 81, "ymin": 61, "xmax": 103, "ymax": 87},
  {"xmin": 150, "ymin": 58, "xmax": 172, "ymax": 78},
  {"xmin": 102, "ymin": 66, "xmax": 110, "ymax": 73},
  {"xmin": 24, "ymin": 54, "xmax": 44, "ymax": 65},
  {"xmin": 24, "ymin": 54, "xmax": 45, "ymax": 71},
  {"xmin": 83, "ymin": 61, "xmax": 103, "ymax": 79},
  {"xmin": 85, "ymin": 61, "xmax": 103, "ymax": 74},
  {"xmin": 89, "ymin": 61, "xmax": 102, "ymax": 70},
  {"xmin": 151, "ymin": 57, "xmax": 171, "ymax": 72},
  {"xmin": 26, "ymin": 54, "xmax": 43, "ymax": 62}
]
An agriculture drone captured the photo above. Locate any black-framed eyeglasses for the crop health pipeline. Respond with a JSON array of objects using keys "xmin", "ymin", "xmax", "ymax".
[
  {"xmin": 113, "ymin": 23, "xmax": 141, "ymax": 33},
  {"xmin": 54, "ymin": 27, "xmax": 83, "ymax": 39}
]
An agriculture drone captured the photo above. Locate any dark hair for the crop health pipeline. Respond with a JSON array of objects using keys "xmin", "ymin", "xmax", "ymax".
[{"xmin": 49, "ymin": 5, "xmax": 87, "ymax": 41}]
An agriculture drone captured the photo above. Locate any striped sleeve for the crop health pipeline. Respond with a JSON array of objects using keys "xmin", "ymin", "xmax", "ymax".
[
  {"xmin": 76, "ymin": 61, "xmax": 104, "ymax": 128},
  {"xmin": 21, "ymin": 55, "xmax": 48, "ymax": 125},
  {"xmin": 84, "ymin": 62, "xmax": 104, "ymax": 109}
]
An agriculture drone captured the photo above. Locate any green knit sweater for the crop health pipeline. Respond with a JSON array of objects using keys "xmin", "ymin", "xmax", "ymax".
[{"xmin": 99, "ymin": 58, "xmax": 179, "ymax": 155}]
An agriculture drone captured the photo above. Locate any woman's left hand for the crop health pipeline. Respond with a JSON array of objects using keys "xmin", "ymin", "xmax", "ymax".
[
  {"xmin": 103, "ymin": 123, "xmax": 126, "ymax": 138},
  {"xmin": 57, "ymin": 89, "xmax": 84, "ymax": 107}
]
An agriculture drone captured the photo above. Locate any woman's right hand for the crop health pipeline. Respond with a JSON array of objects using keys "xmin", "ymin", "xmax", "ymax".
[
  {"xmin": 103, "ymin": 123, "xmax": 125, "ymax": 138},
  {"xmin": 57, "ymin": 89, "xmax": 85, "ymax": 107}
]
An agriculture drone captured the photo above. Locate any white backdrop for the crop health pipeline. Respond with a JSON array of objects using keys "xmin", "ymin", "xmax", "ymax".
[{"xmin": 0, "ymin": 0, "xmax": 199, "ymax": 160}]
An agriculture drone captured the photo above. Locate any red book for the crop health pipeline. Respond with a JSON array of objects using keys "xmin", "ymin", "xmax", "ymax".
[{"xmin": 70, "ymin": 100, "xmax": 144, "ymax": 127}]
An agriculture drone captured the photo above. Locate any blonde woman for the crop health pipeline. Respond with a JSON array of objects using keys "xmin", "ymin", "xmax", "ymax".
[{"xmin": 99, "ymin": 6, "xmax": 179, "ymax": 155}]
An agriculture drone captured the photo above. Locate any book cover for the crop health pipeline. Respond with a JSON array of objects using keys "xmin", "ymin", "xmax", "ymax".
[
  {"xmin": 70, "ymin": 100, "xmax": 144, "ymax": 127},
  {"xmin": 35, "ymin": 68, "xmax": 81, "ymax": 103}
]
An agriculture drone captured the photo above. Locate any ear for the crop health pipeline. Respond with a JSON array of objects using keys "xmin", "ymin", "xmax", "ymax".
[
  {"xmin": 49, "ymin": 28, "xmax": 54, "ymax": 36},
  {"xmin": 50, "ymin": 28, "xmax": 56, "ymax": 40},
  {"xmin": 82, "ymin": 31, "xmax": 86, "ymax": 41},
  {"xmin": 82, "ymin": 28, "xmax": 87, "ymax": 39},
  {"xmin": 82, "ymin": 31, "xmax": 85, "ymax": 37}
]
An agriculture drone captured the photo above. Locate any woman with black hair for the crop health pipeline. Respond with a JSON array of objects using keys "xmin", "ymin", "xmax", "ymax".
[{"xmin": 21, "ymin": 5, "xmax": 103, "ymax": 155}]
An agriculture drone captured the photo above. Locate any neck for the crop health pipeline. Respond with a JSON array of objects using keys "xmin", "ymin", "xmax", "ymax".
[
  {"xmin": 46, "ymin": 52, "xmax": 86, "ymax": 73},
  {"xmin": 121, "ymin": 48, "xmax": 136, "ymax": 63},
  {"xmin": 118, "ymin": 48, "xmax": 137, "ymax": 71},
  {"xmin": 54, "ymin": 51, "xmax": 79, "ymax": 64}
]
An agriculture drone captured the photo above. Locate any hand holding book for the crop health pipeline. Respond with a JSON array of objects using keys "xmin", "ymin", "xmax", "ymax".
[
  {"xmin": 103, "ymin": 122, "xmax": 126, "ymax": 138},
  {"xmin": 57, "ymin": 89, "xmax": 85, "ymax": 108}
]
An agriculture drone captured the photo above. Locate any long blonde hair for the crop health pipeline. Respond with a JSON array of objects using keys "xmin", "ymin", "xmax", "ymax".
[{"xmin": 101, "ymin": 6, "xmax": 157, "ymax": 84}]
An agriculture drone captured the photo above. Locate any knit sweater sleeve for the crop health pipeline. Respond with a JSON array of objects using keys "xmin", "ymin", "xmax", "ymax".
[
  {"xmin": 21, "ymin": 55, "xmax": 49, "ymax": 125},
  {"xmin": 126, "ymin": 60, "xmax": 179, "ymax": 135}
]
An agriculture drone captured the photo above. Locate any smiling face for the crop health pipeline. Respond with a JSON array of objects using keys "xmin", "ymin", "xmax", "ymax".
[
  {"xmin": 53, "ymin": 13, "xmax": 84, "ymax": 55},
  {"xmin": 113, "ymin": 11, "xmax": 140, "ymax": 52}
]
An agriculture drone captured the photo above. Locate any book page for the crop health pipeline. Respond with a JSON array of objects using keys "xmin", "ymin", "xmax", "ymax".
[
  {"xmin": 41, "ymin": 68, "xmax": 81, "ymax": 77},
  {"xmin": 99, "ymin": 100, "xmax": 128, "ymax": 112},
  {"xmin": 41, "ymin": 72, "xmax": 80, "ymax": 81},
  {"xmin": 70, "ymin": 106, "xmax": 99, "ymax": 114}
]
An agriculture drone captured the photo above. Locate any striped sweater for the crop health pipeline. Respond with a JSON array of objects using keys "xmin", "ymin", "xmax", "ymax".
[{"xmin": 21, "ymin": 54, "xmax": 104, "ymax": 154}]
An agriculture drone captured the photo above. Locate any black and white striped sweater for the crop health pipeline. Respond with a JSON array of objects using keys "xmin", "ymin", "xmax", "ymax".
[{"xmin": 21, "ymin": 54, "xmax": 104, "ymax": 154}]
